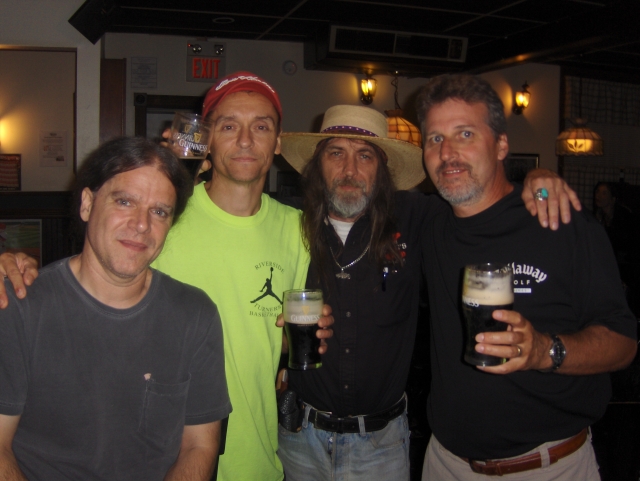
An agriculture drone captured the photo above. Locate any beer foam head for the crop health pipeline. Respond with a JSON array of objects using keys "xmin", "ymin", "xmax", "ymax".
[
  {"xmin": 284, "ymin": 299, "xmax": 323, "ymax": 325},
  {"xmin": 463, "ymin": 268, "xmax": 513, "ymax": 306}
]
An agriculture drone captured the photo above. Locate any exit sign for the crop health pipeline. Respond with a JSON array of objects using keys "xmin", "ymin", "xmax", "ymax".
[{"xmin": 186, "ymin": 41, "xmax": 226, "ymax": 83}]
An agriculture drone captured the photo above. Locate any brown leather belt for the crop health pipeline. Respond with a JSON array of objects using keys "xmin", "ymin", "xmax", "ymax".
[{"xmin": 464, "ymin": 428, "xmax": 588, "ymax": 476}]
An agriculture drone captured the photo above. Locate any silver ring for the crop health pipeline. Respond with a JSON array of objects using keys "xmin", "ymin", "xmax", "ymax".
[
  {"xmin": 515, "ymin": 345, "xmax": 522, "ymax": 357},
  {"xmin": 534, "ymin": 188, "xmax": 549, "ymax": 202}
]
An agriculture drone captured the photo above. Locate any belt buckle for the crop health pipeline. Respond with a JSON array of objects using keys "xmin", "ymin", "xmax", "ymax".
[{"xmin": 314, "ymin": 409, "xmax": 345, "ymax": 434}]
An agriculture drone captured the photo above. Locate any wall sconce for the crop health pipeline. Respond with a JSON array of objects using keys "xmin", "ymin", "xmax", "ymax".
[
  {"xmin": 513, "ymin": 82, "xmax": 531, "ymax": 115},
  {"xmin": 360, "ymin": 76, "xmax": 377, "ymax": 105}
]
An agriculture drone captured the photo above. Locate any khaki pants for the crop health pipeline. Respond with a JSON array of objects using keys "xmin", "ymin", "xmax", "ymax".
[{"xmin": 422, "ymin": 433, "xmax": 600, "ymax": 481}]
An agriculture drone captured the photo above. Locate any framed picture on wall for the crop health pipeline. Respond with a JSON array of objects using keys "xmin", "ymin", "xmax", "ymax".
[
  {"xmin": 0, "ymin": 154, "xmax": 21, "ymax": 191},
  {"xmin": 0, "ymin": 219, "xmax": 42, "ymax": 267},
  {"xmin": 505, "ymin": 153, "xmax": 539, "ymax": 183}
]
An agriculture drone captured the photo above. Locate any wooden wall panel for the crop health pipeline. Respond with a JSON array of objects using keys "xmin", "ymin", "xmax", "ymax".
[{"xmin": 100, "ymin": 58, "xmax": 126, "ymax": 144}]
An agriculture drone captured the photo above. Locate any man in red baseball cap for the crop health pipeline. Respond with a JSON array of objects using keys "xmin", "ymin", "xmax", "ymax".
[
  {"xmin": 151, "ymin": 71, "xmax": 331, "ymax": 481},
  {"xmin": 188, "ymin": 71, "xmax": 284, "ymax": 181},
  {"xmin": 202, "ymin": 71, "xmax": 283, "ymax": 122}
]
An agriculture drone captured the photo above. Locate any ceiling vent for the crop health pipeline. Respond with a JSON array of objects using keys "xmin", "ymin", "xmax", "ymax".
[
  {"xmin": 305, "ymin": 25, "xmax": 468, "ymax": 76},
  {"xmin": 331, "ymin": 26, "xmax": 466, "ymax": 62}
]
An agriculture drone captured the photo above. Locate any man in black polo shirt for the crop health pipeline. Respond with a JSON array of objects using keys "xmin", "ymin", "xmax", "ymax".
[{"xmin": 417, "ymin": 74, "xmax": 637, "ymax": 480}]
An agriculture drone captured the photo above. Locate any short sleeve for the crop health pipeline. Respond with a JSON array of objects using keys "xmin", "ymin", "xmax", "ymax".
[
  {"xmin": 573, "ymin": 214, "xmax": 637, "ymax": 340},
  {"xmin": 184, "ymin": 296, "xmax": 232, "ymax": 425},
  {"xmin": 0, "ymin": 281, "xmax": 29, "ymax": 416}
]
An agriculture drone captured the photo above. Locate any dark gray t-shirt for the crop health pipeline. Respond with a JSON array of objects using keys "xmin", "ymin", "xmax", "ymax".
[{"xmin": 0, "ymin": 259, "xmax": 231, "ymax": 481}]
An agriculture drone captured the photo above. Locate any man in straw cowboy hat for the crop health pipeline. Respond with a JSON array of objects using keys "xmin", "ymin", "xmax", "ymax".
[
  {"xmin": 276, "ymin": 103, "xmax": 583, "ymax": 480},
  {"xmin": 416, "ymin": 74, "xmax": 636, "ymax": 480}
]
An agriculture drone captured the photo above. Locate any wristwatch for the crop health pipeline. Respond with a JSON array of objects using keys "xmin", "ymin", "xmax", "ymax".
[{"xmin": 546, "ymin": 334, "xmax": 566, "ymax": 371}]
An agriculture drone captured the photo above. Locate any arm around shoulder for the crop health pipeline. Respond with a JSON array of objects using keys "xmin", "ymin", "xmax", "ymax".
[
  {"xmin": 0, "ymin": 414, "xmax": 28, "ymax": 480},
  {"xmin": 164, "ymin": 420, "xmax": 221, "ymax": 481}
]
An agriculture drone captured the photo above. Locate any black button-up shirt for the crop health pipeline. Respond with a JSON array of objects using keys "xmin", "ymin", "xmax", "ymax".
[{"xmin": 288, "ymin": 191, "xmax": 435, "ymax": 416}]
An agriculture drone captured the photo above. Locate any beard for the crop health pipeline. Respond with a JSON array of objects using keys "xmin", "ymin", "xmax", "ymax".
[
  {"xmin": 326, "ymin": 178, "xmax": 374, "ymax": 219},
  {"xmin": 434, "ymin": 161, "xmax": 483, "ymax": 206}
]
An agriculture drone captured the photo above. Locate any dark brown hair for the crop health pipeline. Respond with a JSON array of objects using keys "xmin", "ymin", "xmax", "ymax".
[
  {"xmin": 300, "ymin": 137, "xmax": 403, "ymax": 288},
  {"xmin": 415, "ymin": 74, "xmax": 507, "ymax": 140},
  {"xmin": 73, "ymin": 137, "xmax": 194, "ymax": 237}
]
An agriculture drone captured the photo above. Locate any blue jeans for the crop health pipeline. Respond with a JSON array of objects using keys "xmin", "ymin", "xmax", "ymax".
[{"xmin": 277, "ymin": 402, "xmax": 410, "ymax": 481}]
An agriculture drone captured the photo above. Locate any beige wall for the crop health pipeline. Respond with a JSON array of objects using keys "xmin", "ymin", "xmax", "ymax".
[
  {"xmin": 103, "ymin": 33, "xmax": 433, "ymax": 135},
  {"xmin": 0, "ymin": 1, "xmax": 560, "ymax": 192},
  {"xmin": 481, "ymin": 64, "xmax": 561, "ymax": 171},
  {"xmin": 0, "ymin": 50, "xmax": 76, "ymax": 190},
  {"xmin": 105, "ymin": 33, "xmax": 561, "ymax": 190},
  {"xmin": 0, "ymin": 0, "xmax": 101, "ymax": 190}
]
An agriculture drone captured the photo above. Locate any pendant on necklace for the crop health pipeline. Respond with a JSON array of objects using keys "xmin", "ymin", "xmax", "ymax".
[{"xmin": 336, "ymin": 271, "xmax": 351, "ymax": 279}]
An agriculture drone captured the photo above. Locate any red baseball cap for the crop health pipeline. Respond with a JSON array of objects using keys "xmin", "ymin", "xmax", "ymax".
[{"xmin": 202, "ymin": 71, "xmax": 283, "ymax": 122}]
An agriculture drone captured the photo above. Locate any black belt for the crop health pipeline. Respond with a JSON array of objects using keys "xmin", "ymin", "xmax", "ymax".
[{"xmin": 308, "ymin": 397, "xmax": 406, "ymax": 434}]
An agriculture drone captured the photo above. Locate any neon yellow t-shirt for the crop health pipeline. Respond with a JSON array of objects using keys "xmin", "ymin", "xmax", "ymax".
[{"xmin": 153, "ymin": 183, "xmax": 309, "ymax": 481}]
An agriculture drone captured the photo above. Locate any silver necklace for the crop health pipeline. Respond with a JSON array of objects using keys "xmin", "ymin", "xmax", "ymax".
[{"xmin": 329, "ymin": 243, "xmax": 370, "ymax": 279}]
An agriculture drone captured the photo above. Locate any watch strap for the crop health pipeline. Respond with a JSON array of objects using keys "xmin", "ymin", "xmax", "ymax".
[{"xmin": 549, "ymin": 333, "xmax": 566, "ymax": 371}]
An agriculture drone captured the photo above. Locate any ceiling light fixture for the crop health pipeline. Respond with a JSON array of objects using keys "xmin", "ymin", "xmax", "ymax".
[
  {"xmin": 555, "ymin": 78, "xmax": 603, "ymax": 156},
  {"xmin": 385, "ymin": 75, "xmax": 422, "ymax": 147}
]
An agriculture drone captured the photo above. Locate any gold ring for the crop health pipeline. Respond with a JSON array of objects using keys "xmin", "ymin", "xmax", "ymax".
[{"xmin": 515, "ymin": 345, "xmax": 522, "ymax": 357}]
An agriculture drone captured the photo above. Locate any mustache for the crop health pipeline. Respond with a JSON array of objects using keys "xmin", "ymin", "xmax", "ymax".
[
  {"xmin": 331, "ymin": 178, "xmax": 367, "ymax": 191},
  {"xmin": 436, "ymin": 161, "xmax": 472, "ymax": 176}
]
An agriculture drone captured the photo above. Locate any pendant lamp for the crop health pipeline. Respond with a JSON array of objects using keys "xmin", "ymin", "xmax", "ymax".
[
  {"xmin": 385, "ymin": 76, "xmax": 422, "ymax": 148},
  {"xmin": 556, "ymin": 78, "xmax": 603, "ymax": 156}
]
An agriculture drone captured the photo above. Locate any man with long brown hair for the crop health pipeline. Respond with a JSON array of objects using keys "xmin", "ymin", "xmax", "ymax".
[
  {"xmin": 277, "ymin": 105, "xmax": 426, "ymax": 481},
  {"xmin": 276, "ymin": 104, "xmax": 580, "ymax": 481}
]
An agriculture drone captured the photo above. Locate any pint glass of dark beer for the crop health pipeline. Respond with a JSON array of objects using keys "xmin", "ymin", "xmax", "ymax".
[
  {"xmin": 168, "ymin": 112, "xmax": 211, "ymax": 180},
  {"xmin": 283, "ymin": 289, "xmax": 323, "ymax": 370},
  {"xmin": 462, "ymin": 263, "xmax": 514, "ymax": 367}
]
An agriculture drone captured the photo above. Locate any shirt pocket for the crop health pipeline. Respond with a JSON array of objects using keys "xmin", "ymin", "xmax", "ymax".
[
  {"xmin": 138, "ymin": 375, "xmax": 191, "ymax": 455},
  {"xmin": 373, "ymin": 268, "xmax": 416, "ymax": 327}
]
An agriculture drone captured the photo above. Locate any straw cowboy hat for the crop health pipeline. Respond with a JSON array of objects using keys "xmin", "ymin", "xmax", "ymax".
[{"xmin": 280, "ymin": 105, "xmax": 425, "ymax": 190}]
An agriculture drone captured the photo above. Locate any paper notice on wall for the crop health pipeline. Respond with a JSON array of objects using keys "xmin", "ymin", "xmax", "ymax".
[
  {"xmin": 132, "ymin": 57, "xmax": 158, "ymax": 89},
  {"xmin": 39, "ymin": 131, "xmax": 68, "ymax": 167}
]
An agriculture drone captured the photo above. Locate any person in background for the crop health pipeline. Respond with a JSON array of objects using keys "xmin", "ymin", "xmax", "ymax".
[{"xmin": 593, "ymin": 181, "xmax": 640, "ymax": 314}]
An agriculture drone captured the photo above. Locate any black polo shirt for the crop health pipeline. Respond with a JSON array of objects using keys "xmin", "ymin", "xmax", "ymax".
[
  {"xmin": 423, "ymin": 186, "xmax": 637, "ymax": 459},
  {"xmin": 288, "ymin": 191, "xmax": 436, "ymax": 417}
]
